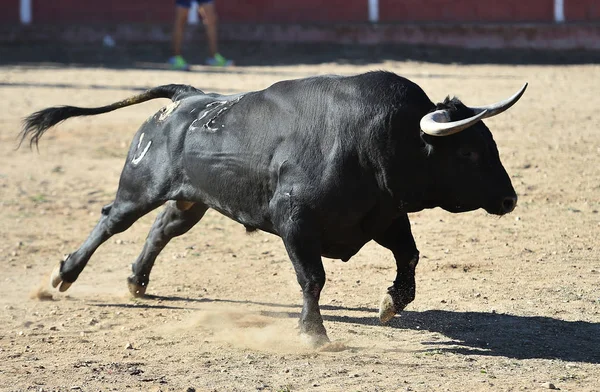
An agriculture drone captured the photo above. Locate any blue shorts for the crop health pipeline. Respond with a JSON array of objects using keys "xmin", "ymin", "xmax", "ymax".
[{"xmin": 176, "ymin": 0, "xmax": 213, "ymax": 8}]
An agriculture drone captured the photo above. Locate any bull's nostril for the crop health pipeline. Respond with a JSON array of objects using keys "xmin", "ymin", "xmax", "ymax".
[{"xmin": 502, "ymin": 197, "xmax": 517, "ymax": 213}]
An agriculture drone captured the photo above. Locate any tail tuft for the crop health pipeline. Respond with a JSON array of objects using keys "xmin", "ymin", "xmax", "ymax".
[{"xmin": 19, "ymin": 106, "xmax": 81, "ymax": 149}]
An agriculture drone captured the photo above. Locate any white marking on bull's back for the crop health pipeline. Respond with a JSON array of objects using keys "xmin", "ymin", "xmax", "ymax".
[
  {"xmin": 188, "ymin": 95, "xmax": 245, "ymax": 133},
  {"xmin": 189, "ymin": 104, "xmax": 221, "ymax": 132},
  {"xmin": 158, "ymin": 100, "xmax": 181, "ymax": 121},
  {"xmin": 206, "ymin": 101, "xmax": 228, "ymax": 107},
  {"xmin": 197, "ymin": 111, "xmax": 209, "ymax": 121},
  {"xmin": 132, "ymin": 141, "xmax": 152, "ymax": 165}
]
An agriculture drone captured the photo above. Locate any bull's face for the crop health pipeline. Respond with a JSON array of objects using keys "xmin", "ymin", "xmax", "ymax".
[
  {"xmin": 422, "ymin": 118, "xmax": 517, "ymax": 215},
  {"xmin": 419, "ymin": 84, "xmax": 527, "ymax": 215}
]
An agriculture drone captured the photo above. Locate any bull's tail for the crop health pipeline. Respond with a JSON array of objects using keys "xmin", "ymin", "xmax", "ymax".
[{"xmin": 19, "ymin": 84, "xmax": 201, "ymax": 149}]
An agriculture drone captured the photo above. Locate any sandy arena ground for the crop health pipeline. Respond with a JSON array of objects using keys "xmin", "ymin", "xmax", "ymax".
[{"xmin": 0, "ymin": 43, "xmax": 599, "ymax": 391}]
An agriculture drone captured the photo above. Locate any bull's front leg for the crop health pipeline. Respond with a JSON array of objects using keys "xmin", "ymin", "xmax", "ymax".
[
  {"xmin": 283, "ymin": 231, "xmax": 328, "ymax": 346},
  {"xmin": 374, "ymin": 214, "xmax": 419, "ymax": 324}
]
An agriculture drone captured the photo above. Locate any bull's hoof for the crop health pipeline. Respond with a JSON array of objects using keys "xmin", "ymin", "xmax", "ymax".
[
  {"xmin": 127, "ymin": 276, "xmax": 147, "ymax": 298},
  {"xmin": 379, "ymin": 293, "xmax": 397, "ymax": 324},
  {"xmin": 50, "ymin": 263, "xmax": 62, "ymax": 288},
  {"xmin": 50, "ymin": 262, "xmax": 73, "ymax": 292},
  {"xmin": 128, "ymin": 282, "xmax": 147, "ymax": 297},
  {"xmin": 300, "ymin": 332, "xmax": 330, "ymax": 348}
]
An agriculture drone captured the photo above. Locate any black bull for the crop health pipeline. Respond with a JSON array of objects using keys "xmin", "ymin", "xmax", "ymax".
[{"xmin": 20, "ymin": 71, "xmax": 526, "ymax": 345}]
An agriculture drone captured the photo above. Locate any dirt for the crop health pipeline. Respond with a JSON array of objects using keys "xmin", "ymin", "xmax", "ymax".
[{"xmin": 0, "ymin": 43, "xmax": 599, "ymax": 392}]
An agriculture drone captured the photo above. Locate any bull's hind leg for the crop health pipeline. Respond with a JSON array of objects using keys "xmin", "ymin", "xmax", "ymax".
[
  {"xmin": 127, "ymin": 201, "xmax": 208, "ymax": 297},
  {"xmin": 51, "ymin": 198, "xmax": 165, "ymax": 292}
]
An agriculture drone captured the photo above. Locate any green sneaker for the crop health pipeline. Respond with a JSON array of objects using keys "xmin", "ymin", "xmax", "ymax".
[
  {"xmin": 169, "ymin": 55, "xmax": 190, "ymax": 71},
  {"xmin": 206, "ymin": 53, "xmax": 233, "ymax": 67}
]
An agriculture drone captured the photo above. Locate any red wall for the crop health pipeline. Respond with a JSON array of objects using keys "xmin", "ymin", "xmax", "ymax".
[
  {"xmin": 380, "ymin": 0, "xmax": 554, "ymax": 22},
  {"xmin": 565, "ymin": 0, "xmax": 600, "ymax": 21},
  {"xmin": 0, "ymin": 0, "xmax": 597, "ymax": 24},
  {"xmin": 0, "ymin": 0, "xmax": 19, "ymax": 24},
  {"xmin": 215, "ymin": 0, "xmax": 367, "ymax": 23},
  {"xmin": 32, "ymin": 0, "xmax": 173, "ymax": 24}
]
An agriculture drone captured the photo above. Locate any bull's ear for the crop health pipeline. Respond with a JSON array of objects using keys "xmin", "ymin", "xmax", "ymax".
[
  {"xmin": 422, "ymin": 139, "xmax": 435, "ymax": 156},
  {"xmin": 418, "ymin": 131, "xmax": 437, "ymax": 153}
]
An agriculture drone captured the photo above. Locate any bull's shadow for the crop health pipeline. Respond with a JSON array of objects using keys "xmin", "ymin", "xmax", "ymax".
[
  {"xmin": 150, "ymin": 295, "xmax": 599, "ymax": 363},
  {"xmin": 280, "ymin": 308, "xmax": 600, "ymax": 363},
  {"xmin": 381, "ymin": 310, "xmax": 600, "ymax": 363}
]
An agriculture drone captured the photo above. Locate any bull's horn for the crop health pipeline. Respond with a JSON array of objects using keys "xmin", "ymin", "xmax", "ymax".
[
  {"xmin": 470, "ymin": 83, "xmax": 528, "ymax": 118},
  {"xmin": 420, "ymin": 109, "xmax": 489, "ymax": 137},
  {"xmin": 420, "ymin": 83, "xmax": 528, "ymax": 137}
]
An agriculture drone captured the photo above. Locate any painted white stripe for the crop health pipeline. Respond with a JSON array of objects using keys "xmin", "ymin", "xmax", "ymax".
[
  {"xmin": 554, "ymin": 0, "xmax": 565, "ymax": 23},
  {"xmin": 20, "ymin": 0, "xmax": 32, "ymax": 24},
  {"xmin": 132, "ymin": 141, "xmax": 152, "ymax": 165},
  {"xmin": 368, "ymin": 0, "xmax": 379, "ymax": 23},
  {"xmin": 136, "ymin": 133, "xmax": 145, "ymax": 149},
  {"xmin": 188, "ymin": 1, "xmax": 199, "ymax": 25}
]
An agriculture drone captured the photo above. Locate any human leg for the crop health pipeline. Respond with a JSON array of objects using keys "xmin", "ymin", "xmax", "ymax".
[
  {"xmin": 170, "ymin": 1, "xmax": 191, "ymax": 70},
  {"xmin": 198, "ymin": 1, "xmax": 233, "ymax": 66},
  {"xmin": 198, "ymin": 1, "xmax": 218, "ymax": 57}
]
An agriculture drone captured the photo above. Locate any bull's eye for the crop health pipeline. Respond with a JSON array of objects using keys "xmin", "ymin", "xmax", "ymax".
[{"xmin": 458, "ymin": 149, "xmax": 479, "ymax": 162}]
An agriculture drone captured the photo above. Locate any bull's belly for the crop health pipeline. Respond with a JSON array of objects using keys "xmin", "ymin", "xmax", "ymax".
[
  {"xmin": 318, "ymin": 221, "xmax": 374, "ymax": 261},
  {"xmin": 186, "ymin": 181, "xmax": 273, "ymax": 232},
  {"xmin": 320, "ymin": 242, "xmax": 367, "ymax": 261}
]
